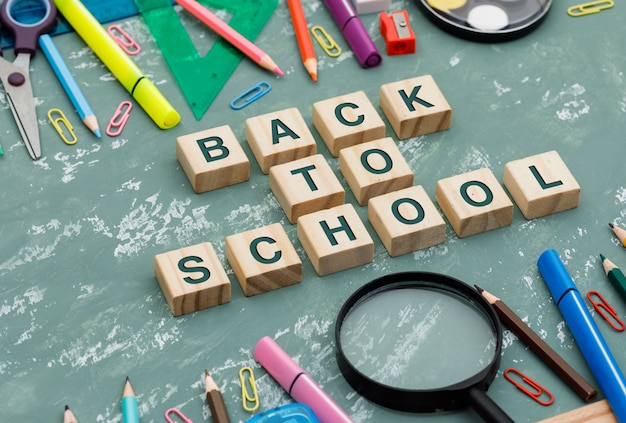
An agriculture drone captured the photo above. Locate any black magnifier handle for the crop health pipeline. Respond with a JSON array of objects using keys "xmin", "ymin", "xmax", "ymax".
[{"xmin": 468, "ymin": 386, "xmax": 515, "ymax": 423}]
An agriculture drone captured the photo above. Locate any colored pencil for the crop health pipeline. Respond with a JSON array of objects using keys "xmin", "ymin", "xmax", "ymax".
[
  {"xmin": 609, "ymin": 223, "xmax": 626, "ymax": 247},
  {"xmin": 205, "ymin": 370, "xmax": 230, "ymax": 423},
  {"xmin": 476, "ymin": 285, "xmax": 597, "ymax": 402},
  {"xmin": 600, "ymin": 254, "xmax": 626, "ymax": 302},
  {"xmin": 64, "ymin": 405, "xmax": 78, "ymax": 423},
  {"xmin": 39, "ymin": 34, "xmax": 101, "ymax": 138},
  {"xmin": 287, "ymin": 0, "xmax": 317, "ymax": 82},
  {"xmin": 174, "ymin": 0, "xmax": 283, "ymax": 76},
  {"xmin": 121, "ymin": 377, "xmax": 140, "ymax": 423}
]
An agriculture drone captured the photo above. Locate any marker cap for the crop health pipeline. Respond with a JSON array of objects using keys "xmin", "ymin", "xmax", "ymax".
[
  {"xmin": 342, "ymin": 18, "xmax": 382, "ymax": 69},
  {"xmin": 133, "ymin": 78, "xmax": 181, "ymax": 129},
  {"xmin": 254, "ymin": 336, "xmax": 304, "ymax": 392},
  {"xmin": 537, "ymin": 249, "xmax": 577, "ymax": 305}
]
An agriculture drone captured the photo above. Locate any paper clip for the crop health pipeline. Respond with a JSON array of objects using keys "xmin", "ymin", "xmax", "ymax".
[
  {"xmin": 107, "ymin": 24, "xmax": 141, "ymax": 55},
  {"xmin": 165, "ymin": 408, "xmax": 193, "ymax": 423},
  {"xmin": 567, "ymin": 0, "xmax": 614, "ymax": 16},
  {"xmin": 106, "ymin": 101, "xmax": 133, "ymax": 137},
  {"xmin": 239, "ymin": 367, "xmax": 259, "ymax": 411},
  {"xmin": 311, "ymin": 26, "xmax": 342, "ymax": 58},
  {"xmin": 48, "ymin": 108, "xmax": 77, "ymax": 145},
  {"xmin": 504, "ymin": 368, "xmax": 554, "ymax": 406},
  {"xmin": 230, "ymin": 82, "xmax": 271, "ymax": 110},
  {"xmin": 587, "ymin": 290, "xmax": 625, "ymax": 331}
]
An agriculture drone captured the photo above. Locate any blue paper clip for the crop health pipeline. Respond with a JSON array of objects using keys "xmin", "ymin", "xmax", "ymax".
[
  {"xmin": 165, "ymin": 408, "xmax": 193, "ymax": 423},
  {"xmin": 48, "ymin": 108, "xmax": 77, "ymax": 145},
  {"xmin": 107, "ymin": 24, "xmax": 141, "ymax": 55},
  {"xmin": 230, "ymin": 82, "xmax": 271, "ymax": 110},
  {"xmin": 106, "ymin": 101, "xmax": 133, "ymax": 137}
]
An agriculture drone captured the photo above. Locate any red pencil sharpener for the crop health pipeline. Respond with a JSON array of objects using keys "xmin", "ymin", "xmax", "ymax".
[{"xmin": 379, "ymin": 10, "xmax": 416, "ymax": 56}]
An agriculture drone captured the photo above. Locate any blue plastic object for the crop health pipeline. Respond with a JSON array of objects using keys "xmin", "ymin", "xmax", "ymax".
[{"xmin": 246, "ymin": 403, "xmax": 320, "ymax": 423}]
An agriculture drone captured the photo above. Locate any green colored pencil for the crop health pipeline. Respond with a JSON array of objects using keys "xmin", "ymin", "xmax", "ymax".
[{"xmin": 600, "ymin": 254, "xmax": 626, "ymax": 302}]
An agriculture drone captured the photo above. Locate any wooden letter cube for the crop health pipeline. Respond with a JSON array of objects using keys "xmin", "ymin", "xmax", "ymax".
[
  {"xmin": 225, "ymin": 223, "xmax": 303, "ymax": 297},
  {"xmin": 176, "ymin": 125, "xmax": 250, "ymax": 193},
  {"xmin": 245, "ymin": 107, "xmax": 317, "ymax": 174},
  {"xmin": 368, "ymin": 185, "xmax": 446, "ymax": 257},
  {"xmin": 154, "ymin": 242, "xmax": 231, "ymax": 316},
  {"xmin": 270, "ymin": 154, "xmax": 345, "ymax": 224},
  {"xmin": 297, "ymin": 203, "xmax": 374, "ymax": 276},
  {"xmin": 312, "ymin": 90, "xmax": 386, "ymax": 156},
  {"xmin": 380, "ymin": 75, "xmax": 452, "ymax": 140},
  {"xmin": 503, "ymin": 150, "xmax": 581, "ymax": 219},
  {"xmin": 339, "ymin": 137, "xmax": 413, "ymax": 206},
  {"xmin": 436, "ymin": 168, "xmax": 513, "ymax": 238}
]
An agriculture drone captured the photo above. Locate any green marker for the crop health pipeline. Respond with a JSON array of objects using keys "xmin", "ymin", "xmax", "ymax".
[
  {"xmin": 600, "ymin": 254, "xmax": 626, "ymax": 303},
  {"xmin": 0, "ymin": 144, "xmax": 4, "ymax": 156}
]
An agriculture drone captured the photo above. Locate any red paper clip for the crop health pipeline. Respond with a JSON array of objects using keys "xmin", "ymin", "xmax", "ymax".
[
  {"xmin": 587, "ymin": 290, "xmax": 625, "ymax": 331},
  {"xmin": 107, "ymin": 24, "xmax": 141, "ymax": 55},
  {"xmin": 165, "ymin": 408, "xmax": 193, "ymax": 423},
  {"xmin": 504, "ymin": 368, "xmax": 554, "ymax": 406},
  {"xmin": 106, "ymin": 101, "xmax": 133, "ymax": 137}
]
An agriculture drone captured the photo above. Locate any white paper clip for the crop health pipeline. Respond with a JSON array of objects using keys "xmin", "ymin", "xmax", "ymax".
[
  {"xmin": 230, "ymin": 81, "xmax": 271, "ymax": 110},
  {"xmin": 107, "ymin": 24, "xmax": 141, "ymax": 55}
]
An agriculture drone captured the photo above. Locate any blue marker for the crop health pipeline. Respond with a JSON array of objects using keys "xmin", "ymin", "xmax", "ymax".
[
  {"xmin": 538, "ymin": 249, "xmax": 626, "ymax": 422},
  {"xmin": 39, "ymin": 34, "xmax": 101, "ymax": 138}
]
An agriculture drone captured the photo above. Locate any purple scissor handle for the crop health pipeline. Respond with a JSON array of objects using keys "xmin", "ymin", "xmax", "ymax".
[{"xmin": 0, "ymin": 0, "xmax": 57, "ymax": 160}]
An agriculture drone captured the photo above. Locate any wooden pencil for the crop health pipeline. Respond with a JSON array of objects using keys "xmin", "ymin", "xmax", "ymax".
[
  {"xmin": 121, "ymin": 377, "xmax": 140, "ymax": 423},
  {"xmin": 205, "ymin": 370, "xmax": 230, "ymax": 423},
  {"xmin": 609, "ymin": 223, "xmax": 626, "ymax": 248},
  {"xmin": 600, "ymin": 254, "xmax": 626, "ymax": 302},
  {"xmin": 536, "ymin": 399, "xmax": 616, "ymax": 423},
  {"xmin": 64, "ymin": 405, "xmax": 78, "ymax": 423},
  {"xmin": 476, "ymin": 285, "xmax": 597, "ymax": 402},
  {"xmin": 287, "ymin": 0, "xmax": 317, "ymax": 82}
]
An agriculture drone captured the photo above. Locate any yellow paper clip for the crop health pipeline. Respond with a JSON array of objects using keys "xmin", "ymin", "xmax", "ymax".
[
  {"xmin": 164, "ymin": 408, "xmax": 193, "ymax": 423},
  {"xmin": 311, "ymin": 25, "xmax": 342, "ymax": 58},
  {"xmin": 239, "ymin": 367, "xmax": 259, "ymax": 412},
  {"xmin": 107, "ymin": 24, "xmax": 141, "ymax": 55},
  {"xmin": 567, "ymin": 0, "xmax": 614, "ymax": 16},
  {"xmin": 48, "ymin": 108, "xmax": 77, "ymax": 145},
  {"xmin": 106, "ymin": 101, "xmax": 133, "ymax": 137}
]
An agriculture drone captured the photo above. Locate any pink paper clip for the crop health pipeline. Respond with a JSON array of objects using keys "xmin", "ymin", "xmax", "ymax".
[
  {"xmin": 587, "ymin": 290, "xmax": 625, "ymax": 331},
  {"xmin": 504, "ymin": 368, "xmax": 554, "ymax": 406},
  {"xmin": 106, "ymin": 101, "xmax": 133, "ymax": 137},
  {"xmin": 165, "ymin": 408, "xmax": 193, "ymax": 423},
  {"xmin": 107, "ymin": 24, "xmax": 141, "ymax": 55}
]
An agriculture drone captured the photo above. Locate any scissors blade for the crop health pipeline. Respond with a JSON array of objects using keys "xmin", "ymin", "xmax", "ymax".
[{"xmin": 0, "ymin": 54, "xmax": 41, "ymax": 160}]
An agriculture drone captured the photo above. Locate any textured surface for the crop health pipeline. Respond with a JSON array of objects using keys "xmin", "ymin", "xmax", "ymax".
[{"xmin": 1, "ymin": 1, "xmax": 625, "ymax": 422}]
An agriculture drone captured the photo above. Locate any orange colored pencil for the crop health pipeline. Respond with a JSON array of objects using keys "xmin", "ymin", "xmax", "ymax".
[
  {"xmin": 610, "ymin": 223, "xmax": 626, "ymax": 247},
  {"xmin": 287, "ymin": 0, "xmax": 317, "ymax": 82}
]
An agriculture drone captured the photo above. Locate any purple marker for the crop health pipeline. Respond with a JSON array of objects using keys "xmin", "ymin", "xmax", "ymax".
[{"xmin": 322, "ymin": 0, "xmax": 382, "ymax": 68}]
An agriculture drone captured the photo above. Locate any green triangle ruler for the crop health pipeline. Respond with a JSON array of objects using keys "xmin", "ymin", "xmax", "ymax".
[{"xmin": 134, "ymin": 0, "xmax": 278, "ymax": 120}]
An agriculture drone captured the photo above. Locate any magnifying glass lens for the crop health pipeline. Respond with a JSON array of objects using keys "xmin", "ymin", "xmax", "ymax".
[
  {"xmin": 340, "ymin": 287, "xmax": 497, "ymax": 390},
  {"xmin": 335, "ymin": 272, "xmax": 513, "ymax": 422}
]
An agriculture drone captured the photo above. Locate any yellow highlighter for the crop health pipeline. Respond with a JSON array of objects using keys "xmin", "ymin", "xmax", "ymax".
[{"xmin": 54, "ymin": 0, "xmax": 180, "ymax": 130}]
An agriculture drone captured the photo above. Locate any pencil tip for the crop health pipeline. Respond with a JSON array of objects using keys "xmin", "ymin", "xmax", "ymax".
[
  {"xmin": 474, "ymin": 284, "xmax": 483, "ymax": 293},
  {"xmin": 94, "ymin": 128, "xmax": 102, "ymax": 138},
  {"xmin": 609, "ymin": 222, "xmax": 615, "ymax": 228},
  {"xmin": 310, "ymin": 72, "xmax": 317, "ymax": 82},
  {"xmin": 205, "ymin": 369, "xmax": 209, "ymax": 376},
  {"xmin": 275, "ymin": 67, "xmax": 284, "ymax": 77},
  {"xmin": 600, "ymin": 253, "xmax": 606, "ymax": 261},
  {"xmin": 65, "ymin": 405, "xmax": 70, "ymax": 411}
]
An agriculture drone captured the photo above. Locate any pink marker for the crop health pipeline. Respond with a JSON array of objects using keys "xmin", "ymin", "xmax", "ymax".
[{"xmin": 254, "ymin": 336, "xmax": 354, "ymax": 423}]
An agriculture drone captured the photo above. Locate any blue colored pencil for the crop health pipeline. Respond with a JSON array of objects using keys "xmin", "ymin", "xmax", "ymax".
[{"xmin": 39, "ymin": 34, "xmax": 101, "ymax": 138}]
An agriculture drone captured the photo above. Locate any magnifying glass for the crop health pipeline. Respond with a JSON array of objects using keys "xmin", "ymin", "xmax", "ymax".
[
  {"xmin": 335, "ymin": 272, "xmax": 514, "ymax": 422},
  {"xmin": 416, "ymin": 0, "xmax": 552, "ymax": 42}
]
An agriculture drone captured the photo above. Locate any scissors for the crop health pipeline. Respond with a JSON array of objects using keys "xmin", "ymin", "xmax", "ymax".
[{"xmin": 0, "ymin": 0, "xmax": 57, "ymax": 160}]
